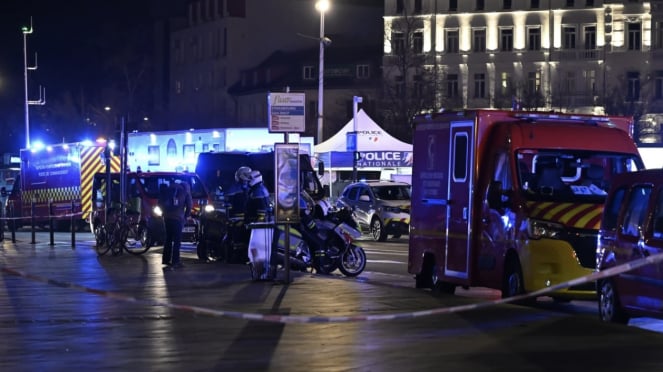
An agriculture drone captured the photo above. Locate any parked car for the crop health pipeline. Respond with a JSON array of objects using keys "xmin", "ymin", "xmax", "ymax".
[
  {"xmin": 597, "ymin": 169, "xmax": 663, "ymax": 324},
  {"xmin": 336, "ymin": 180, "xmax": 411, "ymax": 241},
  {"xmin": 90, "ymin": 171, "xmax": 213, "ymax": 247}
]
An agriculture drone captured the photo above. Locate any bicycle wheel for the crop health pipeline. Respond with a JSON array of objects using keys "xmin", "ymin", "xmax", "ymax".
[
  {"xmin": 110, "ymin": 222, "xmax": 125, "ymax": 256},
  {"xmin": 124, "ymin": 224, "xmax": 150, "ymax": 255},
  {"xmin": 95, "ymin": 224, "xmax": 111, "ymax": 256}
]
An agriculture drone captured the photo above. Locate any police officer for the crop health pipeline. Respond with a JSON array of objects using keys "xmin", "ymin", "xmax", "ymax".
[
  {"xmin": 244, "ymin": 170, "xmax": 272, "ymax": 224},
  {"xmin": 161, "ymin": 181, "xmax": 192, "ymax": 270},
  {"xmin": 226, "ymin": 166, "xmax": 252, "ymax": 220}
]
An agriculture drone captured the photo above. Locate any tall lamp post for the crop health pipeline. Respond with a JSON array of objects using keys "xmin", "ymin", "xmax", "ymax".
[
  {"xmin": 316, "ymin": 0, "xmax": 330, "ymax": 145},
  {"xmin": 22, "ymin": 24, "xmax": 33, "ymax": 149}
]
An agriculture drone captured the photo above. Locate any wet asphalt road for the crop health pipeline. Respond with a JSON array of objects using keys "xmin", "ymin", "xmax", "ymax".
[{"xmin": 1, "ymin": 232, "xmax": 663, "ymax": 371}]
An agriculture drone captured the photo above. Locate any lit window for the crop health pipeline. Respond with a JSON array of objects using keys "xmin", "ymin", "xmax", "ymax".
[{"xmin": 527, "ymin": 71, "xmax": 541, "ymax": 93}]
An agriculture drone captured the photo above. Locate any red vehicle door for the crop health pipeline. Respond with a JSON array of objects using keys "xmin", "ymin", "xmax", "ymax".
[
  {"xmin": 640, "ymin": 187, "xmax": 663, "ymax": 314},
  {"xmin": 444, "ymin": 121, "xmax": 474, "ymax": 282},
  {"xmin": 615, "ymin": 184, "xmax": 653, "ymax": 307}
]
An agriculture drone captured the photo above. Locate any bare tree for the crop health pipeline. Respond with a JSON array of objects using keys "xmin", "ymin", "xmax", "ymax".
[{"xmin": 380, "ymin": 10, "xmax": 442, "ymax": 142}]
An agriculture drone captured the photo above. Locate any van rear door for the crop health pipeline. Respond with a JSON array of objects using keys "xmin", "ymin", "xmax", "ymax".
[{"xmin": 445, "ymin": 121, "xmax": 474, "ymax": 281}]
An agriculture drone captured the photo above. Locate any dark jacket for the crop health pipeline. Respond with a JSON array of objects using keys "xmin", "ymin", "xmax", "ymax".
[
  {"xmin": 245, "ymin": 182, "xmax": 272, "ymax": 224},
  {"xmin": 160, "ymin": 183, "xmax": 192, "ymax": 223},
  {"xmin": 225, "ymin": 181, "xmax": 249, "ymax": 219}
]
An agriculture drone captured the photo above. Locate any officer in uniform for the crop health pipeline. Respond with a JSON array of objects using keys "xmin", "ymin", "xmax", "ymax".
[
  {"xmin": 244, "ymin": 170, "xmax": 272, "ymax": 224},
  {"xmin": 226, "ymin": 166, "xmax": 252, "ymax": 221}
]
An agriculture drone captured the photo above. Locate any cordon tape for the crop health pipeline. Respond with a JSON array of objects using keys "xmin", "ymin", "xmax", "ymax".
[{"xmin": 2, "ymin": 252, "xmax": 663, "ymax": 324}]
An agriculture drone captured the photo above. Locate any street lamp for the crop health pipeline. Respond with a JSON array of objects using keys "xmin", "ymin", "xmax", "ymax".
[
  {"xmin": 22, "ymin": 24, "xmax": 33, "ymax": 149},
  {"xmin": 316, "ymin": 0, "xmax": 330, "ymax": 145}
]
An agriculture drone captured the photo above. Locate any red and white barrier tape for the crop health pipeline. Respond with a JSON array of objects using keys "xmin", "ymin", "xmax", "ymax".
[{"xmin": 2, "ymin": 252, "xmax": 663, "ymax": 324}]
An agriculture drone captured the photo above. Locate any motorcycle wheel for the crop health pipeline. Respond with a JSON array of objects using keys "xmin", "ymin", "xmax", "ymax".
[{"xmin": 338, "ymin": 245, "xmax": 366, "ymax": 277}]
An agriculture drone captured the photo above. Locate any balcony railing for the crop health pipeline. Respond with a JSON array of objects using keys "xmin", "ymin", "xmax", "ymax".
[{"xmin": 555, "ymin": 49, "xmax": 601, "ymax": 61}]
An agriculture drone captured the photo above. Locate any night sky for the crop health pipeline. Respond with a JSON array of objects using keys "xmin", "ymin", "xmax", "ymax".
[
  {"xmin": 0, "ymin": 0, "xmax": 155, "ymax": 151},
  {"xmin": 0, "ymin": 0, "xmax": 383, "ymax": 153}
]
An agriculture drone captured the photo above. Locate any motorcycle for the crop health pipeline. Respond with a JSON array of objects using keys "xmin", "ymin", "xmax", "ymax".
[
  {"xmin": 273, "ymin": 206, "xmax": 367, "ymax": 277},
  {"xmin": 198, "ymin": 212, "xmax": 251, "ymax": 264}
]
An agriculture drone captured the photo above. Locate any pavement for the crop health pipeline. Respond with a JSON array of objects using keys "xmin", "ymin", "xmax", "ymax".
[{"xmin": 1, "ymin": 232, "xmax": 663, "ymax": 371}]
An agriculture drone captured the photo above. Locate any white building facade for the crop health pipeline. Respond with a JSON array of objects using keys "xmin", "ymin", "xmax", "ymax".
[{"xmin": 383, "ymin": 0, "xmax": 663, "ymax": 117}]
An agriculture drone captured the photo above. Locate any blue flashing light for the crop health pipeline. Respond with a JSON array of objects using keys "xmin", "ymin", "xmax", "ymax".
[{"xmin": 31, "ymin": 141, "xmax": 45, "ymax": 151}]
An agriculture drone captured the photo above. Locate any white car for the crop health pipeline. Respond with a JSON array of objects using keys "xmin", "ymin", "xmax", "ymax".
[{"xmin": 336, "ymin": 180, "xmax": 411, "ymax": 241}]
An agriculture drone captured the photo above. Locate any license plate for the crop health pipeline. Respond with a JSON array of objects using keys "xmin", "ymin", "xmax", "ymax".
[{"xmin": 182, "ymin": 226, "xmax": 196, "ymax": 233}]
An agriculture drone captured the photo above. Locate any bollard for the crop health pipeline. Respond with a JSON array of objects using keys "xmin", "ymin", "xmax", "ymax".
[
  {"xmin": 284, "ymin": 224, "xmax": 291, "ymax": 283},
  {"xmin": 49, "ymin": 199, "xmax": 55, "ymax": 246},
  {"xmin": 71, "ymin": 201, "xmax": 75, "ymax": 248},
  {"xmin": 31, "ymin": 199, "xmax": 36, "ymax": 245},
  {"xmin": 10, "ymin": 202, "xmax": 15, "ymax": 243},
  {"xmin": 0, "ymin": 205, "xmax": 4, "ymax": 242}
]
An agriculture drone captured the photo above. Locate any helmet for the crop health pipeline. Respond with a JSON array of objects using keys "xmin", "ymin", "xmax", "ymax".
[
  {"xmin": 249, "ymin": 170, "xmax": 263, "ymax": 187},
  {"xmin": 235, "ymin": 166, "xmax": 252, "ymax": 183}
]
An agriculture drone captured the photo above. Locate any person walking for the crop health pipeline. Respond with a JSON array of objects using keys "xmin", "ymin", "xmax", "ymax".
[{"xmin": 160, "ymin": 181, "xmax": 192, "ymax": 270}]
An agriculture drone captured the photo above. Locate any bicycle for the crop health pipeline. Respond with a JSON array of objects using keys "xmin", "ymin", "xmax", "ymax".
[{"xmin": 95, "ymin": 206, "xmax": 151, "ymax": 256}]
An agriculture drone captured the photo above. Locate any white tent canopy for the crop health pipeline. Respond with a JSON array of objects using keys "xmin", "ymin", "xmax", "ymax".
[{"xmin": 314, "ymin": 109, "xmax": 412, "ymax": 153}]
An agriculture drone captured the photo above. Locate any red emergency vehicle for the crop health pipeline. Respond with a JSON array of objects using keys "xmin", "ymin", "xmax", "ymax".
[
  {"xmin": 7, "ymin": 142, "xmax": 120, "ymax": 230},
  {"xmin": 408, "ymin": 110, "xmax": 644, "ymax": 301}
]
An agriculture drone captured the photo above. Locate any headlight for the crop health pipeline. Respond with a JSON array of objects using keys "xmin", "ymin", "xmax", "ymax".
[
  {"xmin": 204, "ymin": 204, "xmax": 215, "ymax": 213},
  {"xmin": 527, "ymin": 218, "xmax": 564, "ymax": 240},
  {"xmin": 383, "ymin": 206, "xmax": 401, "ymax": 213},
  {"xmin": 596, "ymin": 232, "xmax": 606, "ymax": 270},
  {"xmin": 153, "ymin": 205, "xmax": 163, "ymax": 217}
]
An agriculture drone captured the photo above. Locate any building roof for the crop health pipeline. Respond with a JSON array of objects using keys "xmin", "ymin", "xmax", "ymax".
[{"xmin": 227, "ymin": 45, "xmax": 382, "ymax": 95}]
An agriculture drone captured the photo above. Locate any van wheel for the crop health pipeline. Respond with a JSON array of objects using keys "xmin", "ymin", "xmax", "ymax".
[
  {"xmin": 598, "ymin": 279, "xmax": 630, "ymax": 324},
  {"xmin": 415, "ymin": 258, "xmax": 435, "ymax": 289},
  {"xmin": 415, "ymin": 258, "xmax": 455, "ymax": 294},
  {"xmin": 370, "ymin": 218, "xmax": 387, "ymax": 242},
  {"xmin": 502, "ymin": 257, "xmax": 532, "ymax": 304}
]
